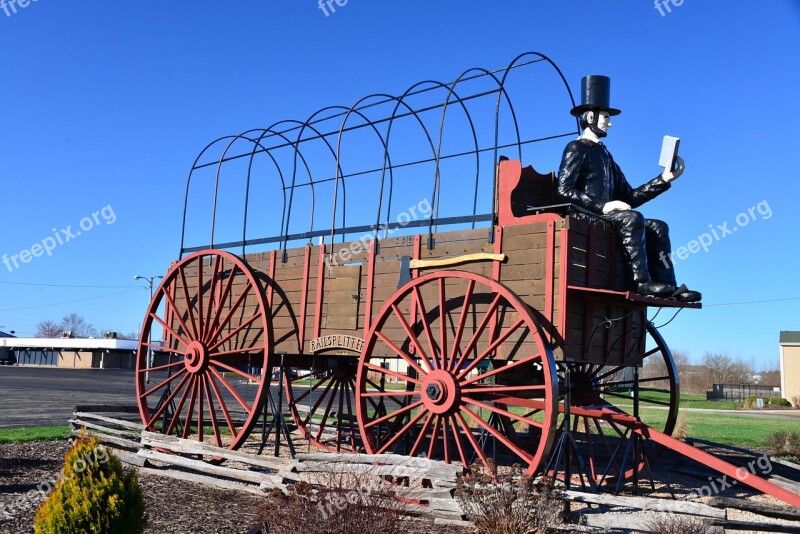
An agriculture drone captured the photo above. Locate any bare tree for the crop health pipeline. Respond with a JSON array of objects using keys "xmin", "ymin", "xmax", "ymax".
[
  {"xmin": 60, "ymin": 313, "xmax": 98, "ymax": 338},
  {"xmin": 759, "ymin": 369, "xmax": 781, "ymax": 386},
  {"xmin": 701, "ymin": 352, "xmax": 753, "ymax": 388},
  {"xmin": 35, "ymin": 320, "xmax": 64, "ymax": 338}
]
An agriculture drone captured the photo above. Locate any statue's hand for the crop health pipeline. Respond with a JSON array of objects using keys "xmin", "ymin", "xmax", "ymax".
[
  {"xmin": 662, "ymin": 156, "xmax": 685, "ymax": 182},
  {"xmin": 602, "ymin": 201, "xmax": 632, "ymax": 214}
]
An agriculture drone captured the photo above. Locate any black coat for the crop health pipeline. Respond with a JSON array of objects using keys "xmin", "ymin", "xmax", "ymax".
[{"xmin": 556, "ymin": 139, "xmax": 670, "ymax": 214}]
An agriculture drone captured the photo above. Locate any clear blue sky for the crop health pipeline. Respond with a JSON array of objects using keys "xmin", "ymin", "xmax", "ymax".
[{"xmin": 1, "ymin": 1, "xmax": 798, "ymax": 371}]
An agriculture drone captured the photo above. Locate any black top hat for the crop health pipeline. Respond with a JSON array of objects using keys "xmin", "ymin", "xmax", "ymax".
[{"xmin": 570, "ymin": 75, "xmax": 621, "ymax": 117}]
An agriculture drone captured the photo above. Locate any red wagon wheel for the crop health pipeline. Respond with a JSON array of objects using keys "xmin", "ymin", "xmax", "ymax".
[
  {"xmin": 136, "ymin": 249, "xmax": 273, "ymax": 453},
  {"xmin": 284, "ymin": 357, "xmax": 361, "ymax": 453},
  {"xmin": 550, "ymin": 321, "xmax": 679, "ymax": 487},
  {"xmin": 355, "ymin": 271, "xmax": 558, "ymax": 476}
]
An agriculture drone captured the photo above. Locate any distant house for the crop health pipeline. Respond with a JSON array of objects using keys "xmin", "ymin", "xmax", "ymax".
[
  {"xmin": 779, "ymin": 331, "xmax": 800, "ymax": 406},
  {"xmin": 0, "ymin": 331, "xmax": 16, "ymax": 364}
]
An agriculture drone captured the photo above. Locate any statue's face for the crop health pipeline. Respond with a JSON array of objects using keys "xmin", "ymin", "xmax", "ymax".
[{"xmin": 595, "ymin": 111, "xmax": 612, "ymax": 134}]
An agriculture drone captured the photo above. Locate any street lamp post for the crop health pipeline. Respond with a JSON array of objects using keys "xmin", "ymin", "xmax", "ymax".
[{"xmin": 134, "ymin": 275, "xmax": 163, "ymax": 383}]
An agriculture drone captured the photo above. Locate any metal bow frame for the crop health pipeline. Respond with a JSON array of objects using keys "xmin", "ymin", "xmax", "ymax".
[{"xmin": 178, "ymin": 52, "xmax": 578, "ymax": 259}]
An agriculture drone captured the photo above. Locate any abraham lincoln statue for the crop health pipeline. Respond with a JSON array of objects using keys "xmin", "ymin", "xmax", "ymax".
[{"xmin": 556, "ymin": 75, "xmax": 700, "ymax": 302}]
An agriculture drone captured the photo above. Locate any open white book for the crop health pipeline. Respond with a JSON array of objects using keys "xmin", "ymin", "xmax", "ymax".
[{"xmin": 659, "ymin": 135, "xmax": 680, "ymax": 171}]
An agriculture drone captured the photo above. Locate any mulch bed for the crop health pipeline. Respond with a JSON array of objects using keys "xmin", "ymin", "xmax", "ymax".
[
  {"xmin": 0, "ymin": 440, "xmax": 264, "ymax": 533},
  {"xmin": 2, "ymin": 438, "xmax": 798, "ymax": 533}
]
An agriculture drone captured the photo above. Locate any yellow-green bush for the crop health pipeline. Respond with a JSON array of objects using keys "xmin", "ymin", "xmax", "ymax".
[{"xmin": 34, "ymin": 433, "xmax": 146, "ymax": 533}]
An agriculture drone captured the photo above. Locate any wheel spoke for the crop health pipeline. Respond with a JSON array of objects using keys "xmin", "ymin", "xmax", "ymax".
[
  {"xmin": 451, "ymin": 293, "xmax": 502, "ymax": 374},
  {"xmin": 205, "ymin": 264, "xmax": 239, "ymax": 345},
  {"xmin": 427, "ymin": 415, "xmax": 442, "ymax": 459},
  {"xmin": 291, "ymin": 374, "xmax": 331, "ymax": 404},
  {"xmin": 438, "ymin": 278, "xmax": 448, "ymax": 371},
  {"xmin": 146, "ymin": 371, "xmax": 190, "ymax": 427},
  {"xmin": 374, "ymin": 331, "xmax": 428, "ymax": 378},
  {"xmin": 207, "ymin": 314, "xmax": 260, "ymax": 353},
  {"xmin": 453, "ymin": 411, "xmax": 492, "ymax": 474},
  {"xmin": 315, "ymin": 378, "xmax": 341, "ymax": 443},
  {"xmin": 409, "ymin": 412, "xmax": 436, "ymax": 458},
  {"xmin": 211, "ymin": 359, "xmax": 262, "ymax": 383},
  {"xmin": 302, "ymin": 377, "xmax": 338, "ymax": 427},
  {"xmin": 449, "ymin": 415, "xmax": 469, "ymax": 467},
  {"xmin": 208, "ymin": 373, "xmax": 238, "ymax": 439},
  {"xmin": 460, "ymin": 352, "xmax": 542, "ymax": 387},
  {"xmin": 448, "ymin": 279, "xmax": 475, "ymax": 370},
  {"xmin": 457, "ymin": 317, "xmax": 525, "ymax": 380},
  {"xmin": 140, "ymin": 368, "xmax": 187, "ymax": 399},
  {"xmin": 375, "ymin": 408, "xmax": 427, "ymax": 455},
  {"xmin": 363, "ymin": 362, "xmax": 422, "ymax": 385},
  {"xmin": 412, "ymin": 285, "xmax": 439, "ymax": 369},
  {"xmin": 137, "ymin": 359, "xmax": 185, "ymax": 374},
  {"xmin": 203, "ymin": 375, "xmax": 223, "ymax": 448},
  {"xmin": 208, "ymin": 346, "xmax": 263, "ymax": 359},
  {"xmin": 390, "ymin": 303, "xmax": 433, "ymax": 371},
  {"xmin": 165, "ymin": 375, "xmax": 194, "ymax": 436},
  {"xmin": 461, "ymin": 405, "xmax": 532, "ymax": 463},
  {"xmin": 442, "ymin": 414, "xmax": 451, "ymax": 464},
  {"xmin": 209, "ymin": 367, "xmax": 252, "ymax": 416},
  {"xmin": 205, "ymin": 283, "xmax": 252, "ymax": 347},
  {"xmin": 203, "ymin": 255, "xmax": 222, "ymax": 341},
  {"xmin": 197, "ymin": 374, "xmax": 205, "ymax": 443},
  {"xmin": 594, "ymin": 365, "xmax": 627, "ymax": 382},
  {"xmin": 365, "ymin": 399, "xmax": 424, "ymax": 429},
  {"xmin": 361, "ymin": 389, "xmax": 420, "ymax": 398},
  {"xmin": 149, "ymin": 313, "xmax": 191, "ymax": 350},
  {"xmin": 461, "ymin": 384, "xmax": 547, "ymax": 395},
  {"xmin": 160, "ymin": 287, "xmax": 198, "ymax": 344},
  {"xmin": 179, "ymin": 268, "xmax": 201, "ymax": 340},
  {"xmin": 182, "ymin": 377, "xmax": 199, "ymax": 439},
  {"xmin": 462, "ymin": 397, "xmax": 544, "ymax": 430},
  {"xmin": 196, "ymin": 258, "xmax": 205, "ymax": 340}
]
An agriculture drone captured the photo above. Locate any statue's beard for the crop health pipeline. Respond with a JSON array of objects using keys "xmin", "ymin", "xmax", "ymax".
[{"xmin": 589, "ymin": 123, "xmax": 608, "ymax": 138}]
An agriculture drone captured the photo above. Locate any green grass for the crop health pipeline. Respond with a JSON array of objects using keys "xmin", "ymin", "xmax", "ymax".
[
  {"xmin": 611, "ymin": 388, "xmax": 739, "ymax": 410},
  {"xmin": 0, "ymin": 426, "xmax": 71, "ymax": 443}
]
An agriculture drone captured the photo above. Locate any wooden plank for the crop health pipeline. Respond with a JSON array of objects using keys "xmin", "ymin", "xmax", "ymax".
[
  {"xmin": 563, "ymin": 490, "xmax": 726, "ymax": 519},
  {"xmin": 70, "ymin": 419, "xmax": 140, "ymax": 439},
  {"xmin": 410, "ymin": 253, "xmax": 505, "ymax": 270},
  {"xmin": 70, "ymin": 428, "xmax": 142, "ymax": 451},
  {"xmin": 501, "ymin": 221, "xmax": 551, "ymax": 236},
  {"xmin": 294, "ymin": 452, "xmax": 463, "ymax": 474},
  {"xmin": 138, "ymin": 449, "xmax": 287, "ymax": 487},
  {"xmin": 137, "ymin": 466, "xmax": 268, "ymax": 496},
  {"xmin": 580, "ymin": 511, "xmax": 722, "ymax": 533},
  {"xmin": 434, "ymin": 518, "xmax": 474, "ymax": 528},
  {"xmin": 705, "ymin": 496, "xmax": 800, "ymax": 521},
  {"xmin": 73, "ymin": 404, "xmax": 140, "ymax": 414},
  {"xmin": 140, "ymin": 431, "xmax": 293, "ymax": 471},
  {"xmin": 73, "ymin": 412, "xmax": 145, "ymax": 431}
]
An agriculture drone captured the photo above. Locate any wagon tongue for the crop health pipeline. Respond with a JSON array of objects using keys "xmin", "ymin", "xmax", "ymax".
[{"xmin": 569, "ymin": 405, "xmax": 800, "ymax": 508}]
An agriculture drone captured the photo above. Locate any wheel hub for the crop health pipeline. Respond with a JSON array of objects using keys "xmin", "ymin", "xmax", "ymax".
[
  {"xmin": 422, "ymin": 369, "xmax": 459, "ymax": 414},
  {"xmin": 568, "ymin": 369, "xmax": 600, "ymax": 407},
  {"xmin": 184, "ymin": 340, "xmax": 210, "ymax": 374}
]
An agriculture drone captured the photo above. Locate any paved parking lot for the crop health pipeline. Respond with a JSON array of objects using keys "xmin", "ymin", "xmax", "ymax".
[{"xmin": 0, "ymin": 366, "xmax": 138, "ymax": 428}]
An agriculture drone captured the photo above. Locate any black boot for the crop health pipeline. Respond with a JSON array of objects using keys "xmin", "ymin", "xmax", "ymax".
[
  {"xmin": 636, "ymin": 281, "xmax": 676, "ymax": 297},
  {"xmin": 671, "ymin": 283, "xmax": 702, "ymax": 303}
]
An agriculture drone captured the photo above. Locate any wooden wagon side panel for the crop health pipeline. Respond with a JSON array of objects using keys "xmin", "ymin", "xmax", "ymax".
[{"xmin": 565, "ymin": 217, "xmax": 626, "ymax": 292}]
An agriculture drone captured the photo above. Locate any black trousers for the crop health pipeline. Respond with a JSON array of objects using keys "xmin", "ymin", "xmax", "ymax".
[{"xmin": 603, "ymin": 210, "xmax": 676, "ymax": 286}]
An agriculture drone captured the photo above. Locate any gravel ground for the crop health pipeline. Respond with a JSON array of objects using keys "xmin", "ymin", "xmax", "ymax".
[{"xmin": 2, "ymin": 439, "xmax": 798, "ymax": 533}]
